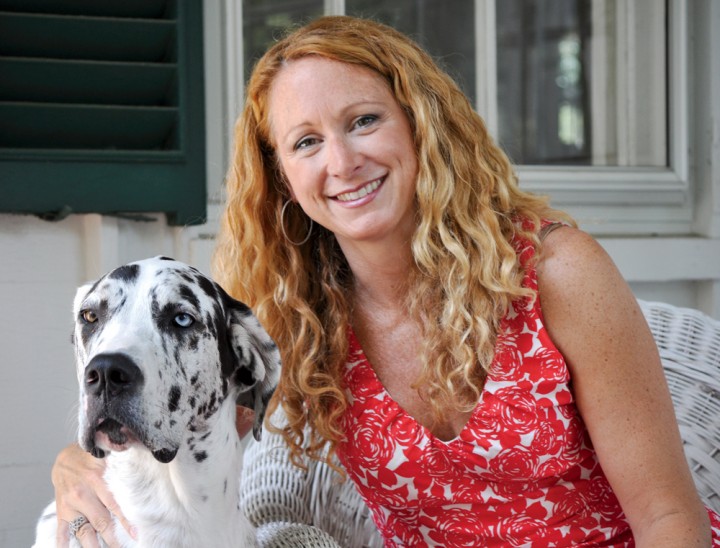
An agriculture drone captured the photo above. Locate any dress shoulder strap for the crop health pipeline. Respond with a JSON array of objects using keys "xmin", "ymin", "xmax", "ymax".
[{"xmin": 538, "ymin": 222, "xmax": 566, "ymax": 242}]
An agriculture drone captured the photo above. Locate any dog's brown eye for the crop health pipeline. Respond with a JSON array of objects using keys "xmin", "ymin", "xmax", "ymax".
[
  {"xmin": 173, "ymin": 313, "xmax": 195, "ymax": 328},
  {"xmin": 81, "ymin": 310, "xmax": 98, "ymax": 323}
]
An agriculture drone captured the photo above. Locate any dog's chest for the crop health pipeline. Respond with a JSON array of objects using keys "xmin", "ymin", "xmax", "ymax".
[{"xmin": 104, "ymin": 451, "xmax": 253, "ymax": 547}]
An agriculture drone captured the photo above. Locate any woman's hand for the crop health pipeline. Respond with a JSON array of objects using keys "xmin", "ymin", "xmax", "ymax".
[{"xmin": 51, "ymin": 443, "xmax": 134, "ymax": 548}]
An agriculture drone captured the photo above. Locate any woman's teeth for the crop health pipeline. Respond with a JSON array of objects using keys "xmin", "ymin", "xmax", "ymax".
[{"xmin": 336, "ymin": 179, "xmax": 382, "ymax": 202}]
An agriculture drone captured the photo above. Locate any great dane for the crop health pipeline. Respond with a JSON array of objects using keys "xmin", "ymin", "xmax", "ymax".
[{"xmin": 33, "ymin": 256, "xmax": 280, "ymax": 547}]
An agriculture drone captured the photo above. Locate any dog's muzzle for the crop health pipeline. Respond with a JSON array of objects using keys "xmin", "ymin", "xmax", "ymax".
[
  {"xmin": 84, "ymin": 352, "xmax": 144, "ymax": 400},
  {"xmin": 82, "ymin": 353, "xmax": 147, "ymax": 458}
]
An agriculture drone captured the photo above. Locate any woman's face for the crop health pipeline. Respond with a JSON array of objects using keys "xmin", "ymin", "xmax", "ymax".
[{"xmin": 268, "ymin": 56, "xmax": 419, "ymax": 249}]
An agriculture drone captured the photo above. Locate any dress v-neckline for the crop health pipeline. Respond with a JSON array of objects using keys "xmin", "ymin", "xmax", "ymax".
[{"xmin": 346, "ymin": 326, "xmax": 490, "ymax": 444}]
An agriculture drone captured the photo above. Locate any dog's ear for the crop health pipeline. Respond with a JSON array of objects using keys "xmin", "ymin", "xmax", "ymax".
[{"xmin": 222, "ymin": 292, "xmax": 281, "ymax": 441}]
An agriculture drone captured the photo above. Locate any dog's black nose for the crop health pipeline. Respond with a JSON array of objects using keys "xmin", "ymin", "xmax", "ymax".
[{"xmin": 85, "ymin": 353, "xmax": 143, "ymax": 399}]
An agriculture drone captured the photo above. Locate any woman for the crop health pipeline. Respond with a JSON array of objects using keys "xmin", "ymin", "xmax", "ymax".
[{"xmin": 53, "ymin": 15, "xmax": 719, "ymax": 547}]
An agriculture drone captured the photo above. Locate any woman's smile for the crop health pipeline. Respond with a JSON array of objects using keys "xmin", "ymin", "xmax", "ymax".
[{"xmin": 333, "ymin": 177, "xmax": 385, "ymax": 205}]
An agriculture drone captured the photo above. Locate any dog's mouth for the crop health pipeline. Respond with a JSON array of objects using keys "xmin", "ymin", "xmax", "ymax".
[
  {"xmin": 93, "ymin": 418, "xmax": 140, "ymax": 452},
  {"xmin": 87, "ymin": 417, "xmax": 179, "ymax": 464}
]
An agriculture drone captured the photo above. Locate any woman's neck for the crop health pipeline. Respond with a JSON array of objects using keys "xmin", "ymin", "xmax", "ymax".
[{"xmin": 340, "ymin": 238, "xmax": 414, "ymax": 310}]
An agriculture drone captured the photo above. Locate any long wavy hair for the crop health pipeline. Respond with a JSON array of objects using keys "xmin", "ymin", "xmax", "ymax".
[{"xmin": 213, "ymin": 15, "xmax": 575, "ymax": 466}]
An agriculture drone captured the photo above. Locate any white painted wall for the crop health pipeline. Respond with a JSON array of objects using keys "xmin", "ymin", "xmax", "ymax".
[{"xmin": 1, "ymin": 0, "xmax": 718, "ymax": 545}]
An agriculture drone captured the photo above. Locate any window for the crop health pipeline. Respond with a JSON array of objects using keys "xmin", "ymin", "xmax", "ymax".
[
  {"xmin": 494, "ymin": 0, "xmax": 667, "ymax": 168},
  {"xmin": 240, "ymin": 0, "xmax": 690, "ymax": 234},
  {"xmin": 0, "ymin": 0, "xmax": 206, "ymax": 226}
]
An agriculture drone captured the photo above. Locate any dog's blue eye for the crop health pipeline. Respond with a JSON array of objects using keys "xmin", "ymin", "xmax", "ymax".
[{"xmin": 173, "ymin": 313, "xmax": 195, "ymax": 328}]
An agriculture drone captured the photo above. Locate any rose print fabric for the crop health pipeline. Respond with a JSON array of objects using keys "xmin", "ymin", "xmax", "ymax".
[{"xmin": 337, "ymin": 231, "xmax": 720, "ymax": 546}]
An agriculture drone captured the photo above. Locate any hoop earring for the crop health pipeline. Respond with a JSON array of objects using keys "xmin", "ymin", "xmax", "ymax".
[{"xmin": 280, "ymin": 200, "xmax": 314, "ymax": 246}]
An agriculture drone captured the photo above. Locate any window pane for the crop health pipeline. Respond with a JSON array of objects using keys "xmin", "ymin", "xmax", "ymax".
[
  {"xmin": 346, "ymin": 0, "xmax": 476, "ymax": 104},
  {"xmin": 243, "ymin": 0, "xmax": 323, "ymax": 81},
  {"xmin": 496, "ymin": 0, "xmax": 667, "ymax": 167}
]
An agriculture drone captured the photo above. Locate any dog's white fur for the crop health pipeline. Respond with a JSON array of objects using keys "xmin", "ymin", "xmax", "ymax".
[{"xmin": 33, "ymin": 257, "xmax": 280, "ymax": 547}]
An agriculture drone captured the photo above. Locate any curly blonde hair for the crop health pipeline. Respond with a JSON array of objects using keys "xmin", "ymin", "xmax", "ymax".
[{"xmin": 213, "ymin": 15, "xmax": 574, "ymax": 466}]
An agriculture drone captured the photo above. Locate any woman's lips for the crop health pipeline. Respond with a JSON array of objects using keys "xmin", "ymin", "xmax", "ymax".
[{"xmin": 334, "ymin": 177, "xmax": 384, "ymax": 202}]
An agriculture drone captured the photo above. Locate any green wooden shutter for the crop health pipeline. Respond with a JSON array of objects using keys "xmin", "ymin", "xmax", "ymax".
[{"xmin": 0, "ymin": 0, "xmax": 206, "ymax": 225}]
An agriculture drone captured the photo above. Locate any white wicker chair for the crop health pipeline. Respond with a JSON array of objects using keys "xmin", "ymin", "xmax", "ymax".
[
  {"xmin": 240, "ymin": 415, "xmax": 383, "ymax": 548},
  {"xmin": 241, "ymin": 300, "xmax": 720, "ymax": 546},
  {"xmin": 638, "ymin": 300, "xmax": 720, "ymax": 513}
]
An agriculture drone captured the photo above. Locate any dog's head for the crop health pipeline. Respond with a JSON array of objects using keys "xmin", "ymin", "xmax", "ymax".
[{"xmin": 72, "ymin": 256, "xmax": 280, "ymax": 462}]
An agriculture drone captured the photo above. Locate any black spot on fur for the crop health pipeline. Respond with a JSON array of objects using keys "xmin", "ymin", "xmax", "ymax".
[
  {"xmin": 194, "ymin": 451, "xmax": 208, "ymax": 463},
  {"xmin": 188, "ymin": 334, "xmax": 199, "ymax": 351},
  {"xmin": 177, "ymin": 284, "xmax": 201, "ymax": 311},
  {"xmin": 197, "ymin": 275, "xmax": 219, "ymax": 301},
  {"xmin": 168, "ymin": 385, "xmax": 182, "ymax": 413},
  {"xmin": 158, "ymin": 256, "xmax": 174, "ymax": 261},
  {"xmin": 179, "ymin": 272, "xmax": 195, "ymax": 285},
  {"xmin": 173, "ymin": 347, "xmax": 182, "ymax": 367},
  {"xmin": 189, "ymin": 396, "xmax": 196, "ymax": 408},
  {"xmin": 190, "ymin": 372, "xmax": 199, "ymax": 385},
  {"xmin": 108, "ymin": 264, "xmax": 140, "ymax": 283},
  {"xmin": 154, "ymin": 420, "xmax": 162, "ymax": 429}
]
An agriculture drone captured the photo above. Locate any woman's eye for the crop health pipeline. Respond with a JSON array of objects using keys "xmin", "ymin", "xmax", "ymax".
[
  {"xmin": 173, "ymin": 313, "xmax": 195, "ymax": 328},
  {"xmin": 294, "ymin": 136, "xmax": 318, "ymax": 150},
  {"xmin": 81, "ymin": 310, "xmax": 98, "ymax": 323},
  {"xmin": 354, "ymin": 115, "xmax": 378, "ymax": 129}
]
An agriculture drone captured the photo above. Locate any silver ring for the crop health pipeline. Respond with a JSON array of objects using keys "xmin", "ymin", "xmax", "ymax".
[{"xmin": 69, "ymin": 515, "xmax": 89, "ymax": 537}]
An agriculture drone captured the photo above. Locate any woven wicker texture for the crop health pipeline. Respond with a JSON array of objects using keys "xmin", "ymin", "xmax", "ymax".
[
  {"xmin": 241, "ymin": 415, "xmax": 384, "ymax": 548},
  {"xmin": 256, "ymin": 521, "xmax": 343, "ymax": 547},
  {"xmin": 241, "ymin": 300, "xmax": 720, "ymax": 546},
  {"xmin": 639, "ymin": 300, "xmax": 720, "ymax": 513}
]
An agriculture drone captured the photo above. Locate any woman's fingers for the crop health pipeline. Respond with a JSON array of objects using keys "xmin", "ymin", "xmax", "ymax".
[
  {"xmin": 97, "ymin": 488, "xmax": 137, "ymax": 542},
  {"xmin": 51, "ymin": 443, "xmax": 128, "ymax": 547},
  {"xmin": 70, "ymin": 517, "xmax": 100, "ymax": 548}
]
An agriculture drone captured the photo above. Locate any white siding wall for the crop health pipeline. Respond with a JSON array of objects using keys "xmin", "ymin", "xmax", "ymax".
[
  {"xmin": 0, "ymin": 213, "xmax": 218, "ymax": 546},
  {"xmin": 1, "ymin": 0, "xmax": 718, "ymax": 544}
]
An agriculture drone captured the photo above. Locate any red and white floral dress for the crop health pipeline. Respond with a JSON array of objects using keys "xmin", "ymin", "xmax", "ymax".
[{"xmin": 336, "ymin": 233, "xmax": 720, "ymax": 547}]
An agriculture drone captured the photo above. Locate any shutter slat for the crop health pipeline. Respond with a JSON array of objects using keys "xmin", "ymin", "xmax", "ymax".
[
  {"xmin": 0, "ymin": 58, "xmax": 177, "ymax": 106},
  {"xmin": 0, "ymin": 0, "xmax": 170, "ymax": 19},
  {"xmin": 0, "ymin": 12, "xmax": 175, "ymax": 62},
  {"xmin": 0, "ymin": 103, "xmax": 178, "ymax": 150},
  {"xmin": 0, "ymin": 3, "xmax": 180, "ymax": 152}
]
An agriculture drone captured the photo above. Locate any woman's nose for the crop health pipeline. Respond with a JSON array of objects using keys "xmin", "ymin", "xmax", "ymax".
[{"xmin": 326, "ymin": 136, "xmax": 361, "ymax": 179}]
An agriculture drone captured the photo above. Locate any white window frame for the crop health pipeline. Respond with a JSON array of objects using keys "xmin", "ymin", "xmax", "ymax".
[
  {"xmin": 477, "ymin": 0, "xmax": 690, "ymax": 236},
  {"xmin": 213, "ymin": 0, "xmax": 693, "ymax": 236}
]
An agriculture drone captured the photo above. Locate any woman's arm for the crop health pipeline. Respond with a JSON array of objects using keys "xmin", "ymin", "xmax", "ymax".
[{"xmin": 537, "ymin": 227, "xmax": 710, "ymax": 547}]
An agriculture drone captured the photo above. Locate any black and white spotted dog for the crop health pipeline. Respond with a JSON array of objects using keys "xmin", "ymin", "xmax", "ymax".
[{"xmin": 33, "ymin": 256, "xmax": 280, "ymax": 547}]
